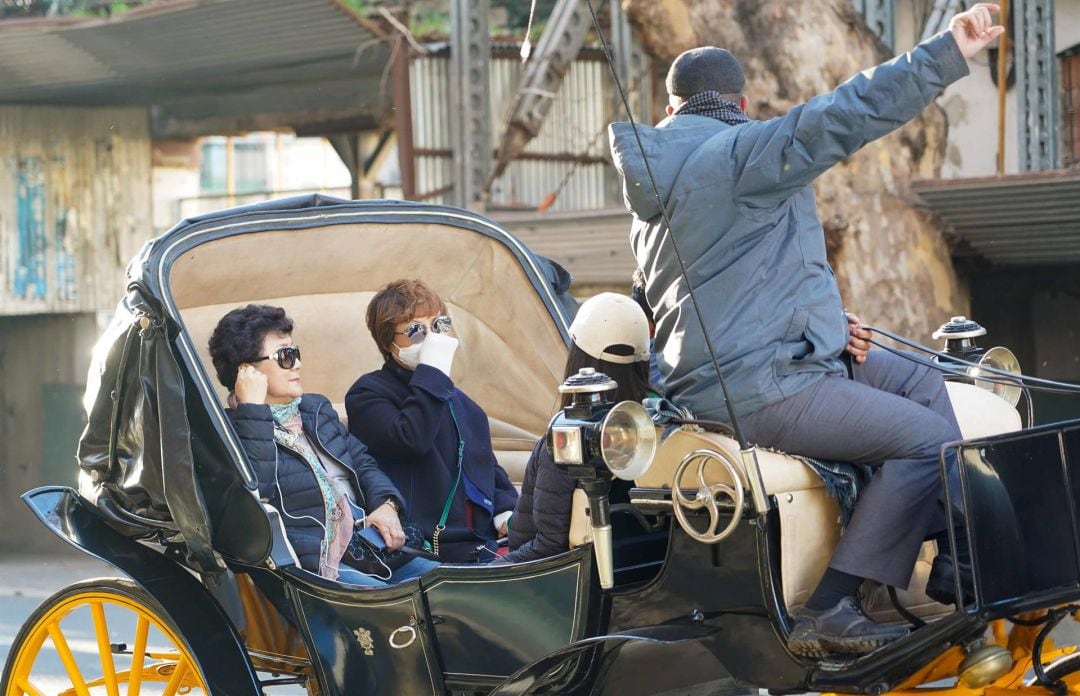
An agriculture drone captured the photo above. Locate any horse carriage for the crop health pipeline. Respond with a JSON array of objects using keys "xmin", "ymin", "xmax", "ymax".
[{"xmin": 4, "ymin": 195, "xmax": 1080, "ymax": 695}]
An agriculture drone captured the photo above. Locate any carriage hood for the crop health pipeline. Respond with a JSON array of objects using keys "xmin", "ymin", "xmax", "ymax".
[{"xmin": 77, "ymin": 195, "xmax": 577, "ymax": 572}]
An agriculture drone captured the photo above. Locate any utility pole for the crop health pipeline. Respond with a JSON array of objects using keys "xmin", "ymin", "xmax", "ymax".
[{"xmin": 449, "ymin": 0, "xmax": 492, "ymax": 210}]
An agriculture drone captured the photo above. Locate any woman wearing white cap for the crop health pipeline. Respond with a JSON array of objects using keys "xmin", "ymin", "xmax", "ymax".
[{"xmin": 501, "ymin": 292, "xmax": 653, "ymax": 564}]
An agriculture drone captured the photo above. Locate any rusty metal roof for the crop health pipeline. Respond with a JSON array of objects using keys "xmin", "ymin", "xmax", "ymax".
[
  {"xmin": 0, "ymin": 0, "xmax": 388, "ymax": 106},
  {"xmin": 913, "ymin": 170, "xmax": 1080, "ymax": 267}
]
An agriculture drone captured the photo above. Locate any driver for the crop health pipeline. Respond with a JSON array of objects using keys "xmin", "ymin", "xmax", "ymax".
[{"xmin": 609, "ymin": 5, "xmax": 1002, "ymax": 656}]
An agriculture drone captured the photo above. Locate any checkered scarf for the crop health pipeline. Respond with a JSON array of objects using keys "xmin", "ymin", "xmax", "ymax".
[{"xmin": 674, "ymin": 90, "xmax": 749, "ymax": 126}]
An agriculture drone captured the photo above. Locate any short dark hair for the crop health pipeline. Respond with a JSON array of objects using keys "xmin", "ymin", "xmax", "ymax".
[
  {"xmin": 561, "ymin": 344, "xmax": 650, "ymax": 408},
  {"xmin": 208, "ymin": 304, "xmax": 293, "ymax": 391},
  {"xmin": 366, "ymin": 279, "xmax": 447, "ymax": 360}
]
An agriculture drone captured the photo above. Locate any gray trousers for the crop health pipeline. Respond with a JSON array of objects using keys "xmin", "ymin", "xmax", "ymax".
[{"xmin": 740, "ymin": 350, "xmax": 962, "ymax": 588}]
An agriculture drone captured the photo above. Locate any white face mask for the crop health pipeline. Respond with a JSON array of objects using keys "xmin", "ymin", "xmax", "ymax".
[{"xmin": 395, "ymin": 342, "xmax": 423, "ymax": 370}]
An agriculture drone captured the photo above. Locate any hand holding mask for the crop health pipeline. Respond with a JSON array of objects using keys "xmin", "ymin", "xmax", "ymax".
[{"xmin": 418, "ymin": 332, "xmax": 459, "ymax": 378}]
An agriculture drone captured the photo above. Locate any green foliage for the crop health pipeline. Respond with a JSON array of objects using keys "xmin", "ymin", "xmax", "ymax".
[
  {"xmin": 333, "ymin": 0, "xmax": 563, "ymax": 41},
  {"xmin": 409, "ymin": 8, "xmax": 450, "ymax": 40},
  {"xmin": 338, "ymin": 0, "xmax": 378, "ymax": 15},
  {"xmin": 499, "ymin": 0, "xmax": 557, "ymax": 30},
  {"xmin": 0, "ymin": 0, "xmax": 150, "ymax": 19}
]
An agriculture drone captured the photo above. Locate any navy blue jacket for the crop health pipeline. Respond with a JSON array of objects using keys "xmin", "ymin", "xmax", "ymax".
[
  {"xmin": 345, "ymin": 361, "xmax": 518, "ymax": 562},
  {"xmin": 228, "ymin": 393, "xmax": 403, "ymax": 573},
  {"xmin": 503, "ymin": 440, "xmax": 575, "ymax": 563}
]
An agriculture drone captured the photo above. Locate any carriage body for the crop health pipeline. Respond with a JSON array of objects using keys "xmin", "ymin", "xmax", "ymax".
[{"xmin": 4, "ymin": 196, "xmax": 1080, "ymax": 696}]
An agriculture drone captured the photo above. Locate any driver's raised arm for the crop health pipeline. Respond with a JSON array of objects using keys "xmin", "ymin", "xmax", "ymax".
[{"xmin": 733, "ymin": 30, "xmax": 969, "ymax": 205}]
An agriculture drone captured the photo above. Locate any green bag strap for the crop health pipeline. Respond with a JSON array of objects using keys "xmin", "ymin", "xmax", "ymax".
[{"xmin": 432, "ymin": 400, "xmax": 465, "ymax": 557}]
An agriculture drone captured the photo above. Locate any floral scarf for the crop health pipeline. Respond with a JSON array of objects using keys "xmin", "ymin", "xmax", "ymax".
[{"xmin": 269, "ymin": 398, "xmax": 354, "ymax": 579}]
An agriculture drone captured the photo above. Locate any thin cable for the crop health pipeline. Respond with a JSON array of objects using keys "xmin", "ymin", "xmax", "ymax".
[
  {"xmin": 866, "ymin": 336, "xmax": 1080, "ymax": 395},
  {"xmin": 583, "ymin": 0, "xmax": 749, "ymax": 449},
  {"xmin": 866, "ymin": 325, "xmax": 1080, "ymax": 394}
]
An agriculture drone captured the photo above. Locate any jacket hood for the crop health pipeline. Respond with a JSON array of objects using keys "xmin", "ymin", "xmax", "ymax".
[{"xmin": 608, "ymin": 115, "xmax": 728, "ymax": 220}]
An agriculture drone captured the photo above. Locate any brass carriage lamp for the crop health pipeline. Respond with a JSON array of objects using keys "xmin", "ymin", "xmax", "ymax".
[
  {"xmin": 933, "ymin": 316, "xmax": 1022, "ymax": 407},
  {"xmin": 548, "ymin": 368, "xmax": 657, "ymax": 589}
]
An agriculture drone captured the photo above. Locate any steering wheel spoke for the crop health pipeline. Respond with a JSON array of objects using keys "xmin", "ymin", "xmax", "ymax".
[{"xmin": 671, "ymin": 449, "xmax": 747, "ymax": 543}]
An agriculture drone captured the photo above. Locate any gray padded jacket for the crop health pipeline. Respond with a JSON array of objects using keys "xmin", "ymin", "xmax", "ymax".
[{"xmin": 609, "ymin": 32, "xmax": 969, "ymax": 421}]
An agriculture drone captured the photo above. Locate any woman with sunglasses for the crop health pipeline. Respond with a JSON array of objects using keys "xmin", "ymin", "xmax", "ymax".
[
  {"xmin": 209, "ymin": 304, "xmax": 438, "ymax": 585},
  {"xmin": 345, "ymin": 279, "xmax": 518, "ymax": 563}
]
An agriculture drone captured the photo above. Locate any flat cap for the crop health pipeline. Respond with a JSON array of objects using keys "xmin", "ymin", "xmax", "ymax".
[{"xmin": 665, "ymin": 46, "xmax": 746, "ymax": 98}]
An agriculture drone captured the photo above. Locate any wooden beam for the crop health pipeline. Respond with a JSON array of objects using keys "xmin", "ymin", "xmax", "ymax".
[{"xmin": 390, "ymin": 37, "xmax": 417, "ymax": 200}]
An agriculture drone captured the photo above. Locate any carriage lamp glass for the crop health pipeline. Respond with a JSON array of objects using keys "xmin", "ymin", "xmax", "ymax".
[
  {"xmin": 970, "ymin": 346, "xmax": 1022, "ymax": 407},
  {"xmin": 934, "ymin": 316, "xmax": 1022, "ymax": 407},
  {"xmin": 552, "ymin": 426, "xmax": 584, "ymax": 465},
  {"xmin": 599, "ymin": 401, "xmax": 657, "ymax": 480}
]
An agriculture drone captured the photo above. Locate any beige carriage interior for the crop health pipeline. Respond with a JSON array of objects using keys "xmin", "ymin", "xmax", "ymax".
[{"xmin": 168, "ymin": 221, "xmax": 570, "ymax": 487}]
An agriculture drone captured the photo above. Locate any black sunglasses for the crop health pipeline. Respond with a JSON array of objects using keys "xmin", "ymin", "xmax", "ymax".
[
  {"xmin": 250, "ymin": 345, "xmax": 301, "ymax": 369},
  {"xmin": 394, "ymin": 315, "xmax": 453, "ymax": 345}
]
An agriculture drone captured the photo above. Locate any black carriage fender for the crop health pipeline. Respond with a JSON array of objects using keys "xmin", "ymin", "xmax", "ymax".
[
  {"xmin": 22, "ymin": 486, "xmax": 263, "ymax": 696},
  {"xmin": 489, "ymin": 624, "xmax": 738, "ymax": 696}
]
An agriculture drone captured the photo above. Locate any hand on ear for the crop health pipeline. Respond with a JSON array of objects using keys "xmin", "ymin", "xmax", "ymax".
[{"xmin": 235, "ymin": 364, "xmax": 268, "ymax": 404}]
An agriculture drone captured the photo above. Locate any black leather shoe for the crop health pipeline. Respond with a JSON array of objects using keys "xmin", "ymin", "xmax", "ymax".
[
  {"xmin": 787, "ymin": 596, "xmax": 908, "ymax": 657},
  {"xmin": 925, "ymin": 553, "xmax": 974, "ymax": 606}
]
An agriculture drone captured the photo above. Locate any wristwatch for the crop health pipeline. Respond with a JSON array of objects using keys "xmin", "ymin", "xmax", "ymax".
[{"xmin": 384, "ymin": 498, "xmax": 401, "ymax": 513}]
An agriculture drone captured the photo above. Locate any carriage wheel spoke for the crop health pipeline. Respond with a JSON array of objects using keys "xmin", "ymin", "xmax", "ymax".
[
  {"xmin": 10, "ymin": 626, "xmax": 49, "ymax": 693},
  {"xmin": 127, "ymin": 614, "xmax": 149, "ymax": 696},
  {"xmin": 46, "ymin": 621, "xmax": 91, "ymax": 696},
  {"xmin": 15, "ymin": 676, "xmax": 46, "ymax": 696},
  {"xmin": 161, "ymin": 658, "xmax": 190, "ymax": 696},
  {"xmin": 90, "ymin": 601, "xmax": 121, "ymax": 696}
]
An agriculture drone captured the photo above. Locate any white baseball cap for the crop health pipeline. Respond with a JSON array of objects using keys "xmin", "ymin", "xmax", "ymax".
[{"xmin": 569, "ymin": 293, "xmax": 651, "ymax": 365}]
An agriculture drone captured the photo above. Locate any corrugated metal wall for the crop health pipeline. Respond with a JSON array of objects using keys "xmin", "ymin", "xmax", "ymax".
[
  {"xmin": 0, "ymin": 105, "xmax": 153, "ymax": 315},
  {"xmin": 411, "ymin": 53, "xmax": 620, "ymax": 211}
]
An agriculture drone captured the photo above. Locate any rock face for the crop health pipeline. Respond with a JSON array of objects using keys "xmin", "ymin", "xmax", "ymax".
[{"xmin": 622, "ymin": 0, "xmax": 967, "ymax": 342}]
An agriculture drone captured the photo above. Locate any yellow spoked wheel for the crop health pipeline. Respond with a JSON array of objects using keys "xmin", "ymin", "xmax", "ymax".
[{"xmin": 2, "ymin": 578, "xmax": 209, "ymax": 696}]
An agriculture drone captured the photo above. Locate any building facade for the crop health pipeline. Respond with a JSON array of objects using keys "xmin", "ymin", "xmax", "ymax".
[{"xmin": 0, "ymin": 105, "xmax": 152, "ymax": 550}]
